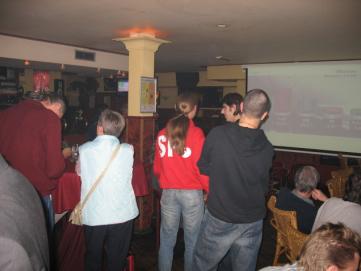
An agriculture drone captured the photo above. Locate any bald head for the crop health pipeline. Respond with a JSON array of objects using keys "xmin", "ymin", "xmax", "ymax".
[{"xmin": 242, "ymin": 89, "xmax": 271, "ymax": 119}]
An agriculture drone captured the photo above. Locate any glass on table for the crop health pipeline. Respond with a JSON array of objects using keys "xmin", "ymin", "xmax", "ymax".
[{"xmin": 71, "ymin": 144, "xmax": 79, "ymax": 162}]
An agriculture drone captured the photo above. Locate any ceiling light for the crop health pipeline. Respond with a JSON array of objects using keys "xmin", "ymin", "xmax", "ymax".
[
  {"xmin": 215, "ymin": 56, "xmax": 230, "ymax": 62},
  {"xmin": 216, "ymin": 24, "xmax": 228, "ymax": 28},
  {"xmin": 24, "ymin": 60, "xmax": 30, "ymax": 66}
]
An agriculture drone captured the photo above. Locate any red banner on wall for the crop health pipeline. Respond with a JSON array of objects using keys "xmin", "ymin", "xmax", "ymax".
[{"xmin": 33, "ymin": 71, "xmax": 50, "ymax": 91}]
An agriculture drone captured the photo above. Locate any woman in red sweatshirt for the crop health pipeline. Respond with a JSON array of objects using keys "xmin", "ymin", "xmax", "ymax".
[{"xmin": 153, "ymin": 92, "xmax": 208, "ymax": 271}]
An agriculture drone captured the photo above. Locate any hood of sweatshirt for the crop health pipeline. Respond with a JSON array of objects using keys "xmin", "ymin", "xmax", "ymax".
[{"xmin": 223, "ymin": 122, "xmax": 271, "ymax": 157}]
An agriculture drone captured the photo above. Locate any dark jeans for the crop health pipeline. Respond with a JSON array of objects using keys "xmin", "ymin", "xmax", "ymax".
[
  {"xmin": 41, "ymin": 195, "xmax": 55, "ymax": 270},
  {"xmin": 84, "ymin": 220, "xmax": 133, "ymax": 271},
  {"xmin": 41, "ymin": 195, "xmax": 55, "ymax": 232},
  {"xmin": 193, "ymin": 209, "xmax": 263, "ymax": 271}
]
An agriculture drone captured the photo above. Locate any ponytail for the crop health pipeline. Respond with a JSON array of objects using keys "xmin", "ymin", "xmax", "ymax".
[
  {"xmin": 165, "ymin": 92, "xmax": 199, "ymax": 156},
  {"xmin": 166, "ymin": 114, "xmax": 189, "ymax": 156}
]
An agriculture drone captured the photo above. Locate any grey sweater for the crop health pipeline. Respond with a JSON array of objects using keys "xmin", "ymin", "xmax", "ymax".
[{"xmin": 312, "ymin": 197, "xmax": 361, "ymax": 235}]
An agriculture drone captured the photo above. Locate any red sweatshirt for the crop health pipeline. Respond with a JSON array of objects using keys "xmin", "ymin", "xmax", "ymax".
[
  {"xmin": 153, "ymin": 120, "xmax": 209, "ymax": 192},
  {"xmin": 0, "ymin": 100, "xmax": 65, "ymax": 196}
]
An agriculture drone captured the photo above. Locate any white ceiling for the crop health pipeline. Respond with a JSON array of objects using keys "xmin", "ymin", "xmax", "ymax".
[{"xmin": 0, "ymin": 0, "xmax": 361, "ymax": 73}]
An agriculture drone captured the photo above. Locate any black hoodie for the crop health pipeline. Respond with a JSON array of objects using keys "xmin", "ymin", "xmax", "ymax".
[{"xmin": 198, "ymin": 122, "xmax": 274, "ymax": 223}]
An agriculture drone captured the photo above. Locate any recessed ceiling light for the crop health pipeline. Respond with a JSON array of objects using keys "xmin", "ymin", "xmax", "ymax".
[
  {"xmin": 215, "ymin": 56, "xmax": 231, "ymax": 62},
  {"xmin": 216, "ymin": 24, "xmax": 228, "ymax": 28}
]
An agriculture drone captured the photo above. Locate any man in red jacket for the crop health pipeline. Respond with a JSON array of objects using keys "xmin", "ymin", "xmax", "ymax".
[{"xmin": 0, "ymin": 92, "xmax": 68, "ymax": 230}]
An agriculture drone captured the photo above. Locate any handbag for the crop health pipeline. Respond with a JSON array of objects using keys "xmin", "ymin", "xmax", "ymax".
[{"xmin": 69, "ymin": 144, "xmax": 121, "ymax": 225}]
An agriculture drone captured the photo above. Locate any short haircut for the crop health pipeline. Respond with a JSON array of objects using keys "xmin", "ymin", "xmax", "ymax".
[
  {"xmin": 242, "ymin": 89, "xmax": 271, "ymax": 119},
  {"xmin": 47, "ymin": 92, "xmax": 66, "ymax": 115},
  {"xmin": 294, "ymin": 166, "xmax": 319, "ymax": 193},
  {"xmin": 298, "ymin": 223, "xmax": 361, "ymax": 271},
  {"xmin": 222, "ymin": 93, "xmax": 243, "ymax": 106},
  {"xmin": 344, "ymin": 167, "xmax": 361, "ymax": 205},
  {"xmin": 97, "ymin": 109, "xmax": 125, "ymax": 137},
  {"xmin": 222, "ymin": 93, "xmax": 243, "ymax": 116},
  {"xmin": 25, "ymin": 91, "xmax": 66, "ymax": 114}
]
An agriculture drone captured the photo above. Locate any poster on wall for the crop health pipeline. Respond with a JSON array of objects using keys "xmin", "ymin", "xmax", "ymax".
[
  {"xmin": 140, "ymin": 77, "xmax": 157, "ymax": 113},
  {"xmin": 33, "ymin": 71, "xmax": 50, "ymax": 91}
]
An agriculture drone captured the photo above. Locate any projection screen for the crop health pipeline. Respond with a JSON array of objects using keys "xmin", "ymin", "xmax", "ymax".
[{"xmin": 245, "ymin": 61, "xmax": 361, "ymax": 155}]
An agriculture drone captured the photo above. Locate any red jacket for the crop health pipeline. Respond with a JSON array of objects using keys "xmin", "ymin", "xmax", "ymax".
[
  {"xmin": 0, "ymin": 100, "xmax": 65, "ymax": 196},
  {"xmin": 153, "ymin": 120, "xmax": 209, "ymax": 192}
]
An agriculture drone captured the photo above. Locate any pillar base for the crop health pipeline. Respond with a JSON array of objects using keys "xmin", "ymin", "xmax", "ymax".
[{"xmin": 126, "ymin": 116, "xmax": 156, "ymax": 232}]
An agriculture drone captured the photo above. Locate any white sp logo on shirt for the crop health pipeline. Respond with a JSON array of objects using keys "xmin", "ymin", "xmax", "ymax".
[{"xmin": 158, "ymin": 135, "xmax": 191, "ymax": 158}]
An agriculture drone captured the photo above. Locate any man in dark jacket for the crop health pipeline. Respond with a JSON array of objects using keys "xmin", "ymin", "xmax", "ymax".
[
  {"xmin": 276, "ymin": 166, "xmax": 319, "ymax": 234},
  {"xmin": 193, "ymin": 89, "xmax": 274, "ymax": 271},
  {"xmin": 0, "ymin": 155, "xmax": 49, "ymax": 271}
]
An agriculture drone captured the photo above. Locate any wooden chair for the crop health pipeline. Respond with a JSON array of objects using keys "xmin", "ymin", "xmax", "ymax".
[
  {"xmin": 328, "ymin": 167, "xmax": 353, "ymax": 198},
  {"xmin": 331, "ymin": 167, "xmax": 353, "ymax": 179},
  {"xmin": 267, "ymin": 195, "xmax": 298, "ymax": 265},
  {"xmin": 286, "ymin": 224, "xmax": 309, "ymax": 262}
]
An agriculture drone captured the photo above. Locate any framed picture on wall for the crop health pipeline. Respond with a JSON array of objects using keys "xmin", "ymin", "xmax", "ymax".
[{"xmin": 140, "ymin": 76, "xmax": 157, "ymax": 113}]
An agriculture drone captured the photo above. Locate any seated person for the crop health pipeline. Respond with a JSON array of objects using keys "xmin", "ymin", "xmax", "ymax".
[
  {"xmin": 311, "ymin": 167, "xmax": 361, "ymax": 236},
  {"xmin": 0, "ymin": 155, "xmax": 49, "ymax": 270},
  {"xmin": 276, "ymin": 166, "xmax": 319, "ymax": 234},
  {"xmin": 260, "ymin": 223, "xmax": 361, "ymax": 271}
]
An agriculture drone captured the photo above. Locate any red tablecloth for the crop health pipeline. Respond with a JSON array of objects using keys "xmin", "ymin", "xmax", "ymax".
[{"xmin": 53, "ymin": 162, "xmax": 149, "ymax": 214}]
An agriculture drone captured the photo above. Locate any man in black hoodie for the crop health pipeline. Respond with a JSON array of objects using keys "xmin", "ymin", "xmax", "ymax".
[{"xmin": 193, "ymin": 89, "xmax": 274, "ymax": 271}]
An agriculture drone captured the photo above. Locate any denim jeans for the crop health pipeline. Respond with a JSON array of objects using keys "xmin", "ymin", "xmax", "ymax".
[
  {"xmin": 41, "ymin": 194, "xmax": 55, "ymax": 232},
  {"xmin": 158, "ymin": 189, "xmax": 204, "ymax": 271},
  {"xmin": 193, "ymin": 209, "xmax": 263, "ymax": 271}
]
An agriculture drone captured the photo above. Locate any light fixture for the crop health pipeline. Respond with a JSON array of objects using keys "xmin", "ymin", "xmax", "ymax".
[
  {"xmin": 216, "ymin": 24, "xmax": 228, "ymax": 28},
  {"xmin": 215, "ymin": 56, "xmax": 231, "ymax": 62},
  {"xmin": 24, "ymin": 60, "xmax": 30, "ymax": 66}
]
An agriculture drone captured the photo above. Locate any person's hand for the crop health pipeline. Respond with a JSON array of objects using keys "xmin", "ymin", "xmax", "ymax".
[
  {"xmin": 203, "ymin": 191, "xmax": 208, "ymax": 203},
  {"xmin": 62, "ymin": 147, "xmax": 72, "ymax": 159},
  {"xmin": 312, "ymin": 189, "xmax": 328, "ymax": 202}
]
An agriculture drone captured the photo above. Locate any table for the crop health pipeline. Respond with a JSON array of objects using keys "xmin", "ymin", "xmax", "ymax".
[
  {"xmin": 53, "ymin": 161, "xmax": 148, "ymax": 271},
  {"xmin": 53, "ymin": 162, "xmax": 149, "ymax": 213}
]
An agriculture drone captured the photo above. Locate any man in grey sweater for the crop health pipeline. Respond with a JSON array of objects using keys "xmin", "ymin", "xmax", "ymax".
[
  {"xmin": 0, "ymin": 155, "xmax": 48, "ymax": 271},
  {"xmin": 312, "ymin": 167, "xmax": 361, "ymax": 235}
]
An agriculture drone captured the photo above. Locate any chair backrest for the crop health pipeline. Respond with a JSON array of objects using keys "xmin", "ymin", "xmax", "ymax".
[
  {"xmin": 286, "ymin": 224, "xmax": 309, "ymax": 262},
  {"xmin": 331, "ymin": 167, "xmax": 353, "ymax": 179},
  {"xmin": 267, "ymin": 195, "xmax": 298, "ymax": 229},
  {"xmin": 327, "ymin": 176, "xmax": 348, "ymax": 198},
  {"xmin": 267, "ymin": 195, "xmax": 298, "ymax": 260},
  {"xmin": 328, "ymin": 167, "xmax": 353, "ymax": 198}
]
